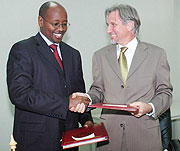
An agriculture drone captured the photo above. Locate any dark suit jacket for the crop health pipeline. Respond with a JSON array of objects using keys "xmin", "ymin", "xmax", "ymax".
[{"xmin": 7, "ymin": 33, "xmax": 92, "ymax": 151}]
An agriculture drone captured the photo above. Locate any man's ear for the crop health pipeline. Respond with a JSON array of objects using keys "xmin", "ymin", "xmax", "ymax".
[
  {"xmin": 38, "ymin": 16, "xmax": 43, "ymax": 28},
  {"xmin": 127, "ymin": 20, "xmax": 134, "ymax": 31}
]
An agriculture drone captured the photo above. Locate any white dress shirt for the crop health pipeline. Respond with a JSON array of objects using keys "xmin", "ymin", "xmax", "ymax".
[
  {"xmin": 116, "ymin": 37, "xmax": 138, "ymax": 71},
  {"xmin": 39, "ymin": 32, "xmax": 62, "ymax": 59}
]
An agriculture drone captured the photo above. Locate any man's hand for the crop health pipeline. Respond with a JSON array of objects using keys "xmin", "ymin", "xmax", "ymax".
[
  {"xmin": 69, "ymin": 93, "xmax": 90, "ymax": 113},
  {"xmin": 71, "ymin": 92, "xmax": 88, "ymax": 98},
  {"xmin": 84, "ymin": 121, "xmax": 94, "ymax": 128},
  {"xmin": 128, "ymin": 102, "xmax": 152, "ymax": 118}
]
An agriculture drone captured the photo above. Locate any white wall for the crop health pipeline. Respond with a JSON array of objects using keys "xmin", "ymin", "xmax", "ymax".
[{"xmin": 0, "ymin": 0, "xmax": 179, "ymax": 150}]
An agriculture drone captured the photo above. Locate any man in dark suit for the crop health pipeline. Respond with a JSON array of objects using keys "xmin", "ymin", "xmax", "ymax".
[
  {"xmin": 7, "ymin": 1, "xmax": 93, "ymax": 151},
  {"xmin": 72, "ymin": 4, "xmax": 173, "ymax": 151}
]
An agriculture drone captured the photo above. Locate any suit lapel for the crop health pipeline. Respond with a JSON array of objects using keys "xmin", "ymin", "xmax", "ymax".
[
  {"xmin": 105, "ymin": 42, "xmax": 149, "ymax": 82},
  {"xmin": 127, "ymin": 41, "xmax": 148, "ymax": 79},
  {"xmin": 34, "ymin": 33, "xmax": 64, "ymax": 76},
  {"xmin": 60, "ymin": 42, "xmax": 71, "ymax": 80},
  {"xmin": 105, "ymin": 44, "xmax": 123, "ymax": 80}
]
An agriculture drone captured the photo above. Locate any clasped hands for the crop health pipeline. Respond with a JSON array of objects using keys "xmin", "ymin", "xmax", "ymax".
[
  {"xmin": 69, "ymin": 93, "xmax": 153, "ymax": 118},
  {"xmin": 69, "ymin": 92, "xmax": 89, "ymax": 113}
]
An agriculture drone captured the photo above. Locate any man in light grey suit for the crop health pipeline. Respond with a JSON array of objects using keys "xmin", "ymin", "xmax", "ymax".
[{"xmin": 71, "ymin": 4, "xmax": 172, "ymax": 151}]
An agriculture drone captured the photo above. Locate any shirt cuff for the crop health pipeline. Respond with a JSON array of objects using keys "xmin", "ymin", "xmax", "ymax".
[
  {"xmin": 146, "ymin": 103, "xmax": 155, "ymax": 117},
  {"xmin": 85, "ymin": 93, "xmax": 92, "ymax": 105}
]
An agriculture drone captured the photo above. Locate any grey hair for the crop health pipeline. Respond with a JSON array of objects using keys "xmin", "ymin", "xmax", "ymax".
[{"xmin": 105, "ymin": 4, "xmax": 141, "ymax": 36}]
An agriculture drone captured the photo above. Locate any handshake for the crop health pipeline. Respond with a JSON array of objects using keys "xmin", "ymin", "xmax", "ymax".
[{"xmin": 69, "ymin": 92, "xmax": 90, "ymax": 113}]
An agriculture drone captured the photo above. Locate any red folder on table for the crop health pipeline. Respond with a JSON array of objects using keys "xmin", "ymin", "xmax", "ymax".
[
  {"xmin": 88, "ymin": 103, "xmax": 138, "ymax": 112},
  {"xmin": 61, "ymin": 122, "xmax": 109, "ymax": 149}
]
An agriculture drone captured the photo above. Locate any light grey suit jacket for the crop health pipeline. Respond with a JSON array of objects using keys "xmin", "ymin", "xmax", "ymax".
[{"xmin": 88, "ymin": 40, "xmax": 173, "ymax": 151}]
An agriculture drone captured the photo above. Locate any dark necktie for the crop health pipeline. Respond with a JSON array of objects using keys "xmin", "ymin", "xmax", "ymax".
[
  {"xmin": 118, "ymin": 47, "xmax": 128, "ymax": 86},
  {"xmin": 49, "ymin": 44, "xmax": 64, "ymax": 72}
]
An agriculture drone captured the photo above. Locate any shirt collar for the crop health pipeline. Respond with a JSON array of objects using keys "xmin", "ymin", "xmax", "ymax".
[
  {"xmin": 117, "ymin": 37, "xmax": 138, "ymax": 50},
  {"xmin": 39, "ymin": 32, "xmax": 59, "ymax": 46}
]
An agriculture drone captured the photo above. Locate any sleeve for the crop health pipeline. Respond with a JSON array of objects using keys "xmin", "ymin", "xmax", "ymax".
[
  {"xmin": 87, "ymin": 52, "xmax": 105, "ymax": 104},
  {"xmin": 150, "ymin": 50, "xmax": 173, "ymax": 119},
  {"xmin": 75, "ymin": 51, "xmax": 93, "ymax": 125}
]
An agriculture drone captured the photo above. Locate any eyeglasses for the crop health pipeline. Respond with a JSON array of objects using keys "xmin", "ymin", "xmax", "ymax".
[{"xmin": 41, "ymin": 16, "xmax": 70, "ymax": 29}]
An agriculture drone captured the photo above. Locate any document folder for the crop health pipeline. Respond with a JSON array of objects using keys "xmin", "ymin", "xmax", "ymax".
[
  {"xmin": 61, "ymin": 122, "xmax": 109, "ymax": 149},
  {"xmin": 88, "ymin": 103, "xmax": 138, "ymax": 112}
]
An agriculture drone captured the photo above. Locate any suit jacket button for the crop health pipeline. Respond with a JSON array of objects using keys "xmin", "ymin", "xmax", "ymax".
[
  {"xmin": 64, "ymin": 85, "xmax": 67, "ymax": 88},
  {"xmin": 121, "ymin": 85, "xmax": 124, "ymax": 88}
]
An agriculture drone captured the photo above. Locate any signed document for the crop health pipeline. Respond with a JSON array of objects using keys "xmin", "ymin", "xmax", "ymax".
[
  {"xmin": 61, "ymin": 122, "xmax": 109, "ymax": 149},
  {"xmin": 88, "ymin": 103, "xmax": 138, "ymax": 112}
]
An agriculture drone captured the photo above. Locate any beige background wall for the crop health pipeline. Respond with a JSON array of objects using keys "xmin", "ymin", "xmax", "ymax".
[{"xmin": 0, "ymin": 0, "xmax": 180, "ymax": 150}]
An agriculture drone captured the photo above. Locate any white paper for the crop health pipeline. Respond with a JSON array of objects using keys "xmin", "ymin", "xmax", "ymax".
[
  {"xmin": 72, "ymin": 133, "xmax": 95, "ymax": 141},
  {"xmin": 63, "ymin": 136, "xmax": 108, "ymax": 149},
  {"xmin": 103, "ymin": 104, "xmax": 127, "ymax": 107}
]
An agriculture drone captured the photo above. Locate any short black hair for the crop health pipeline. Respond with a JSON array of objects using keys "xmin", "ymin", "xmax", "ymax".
[{"xmin": 39, "ymin": 1, "xmax": 60, "ymax": 18}]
